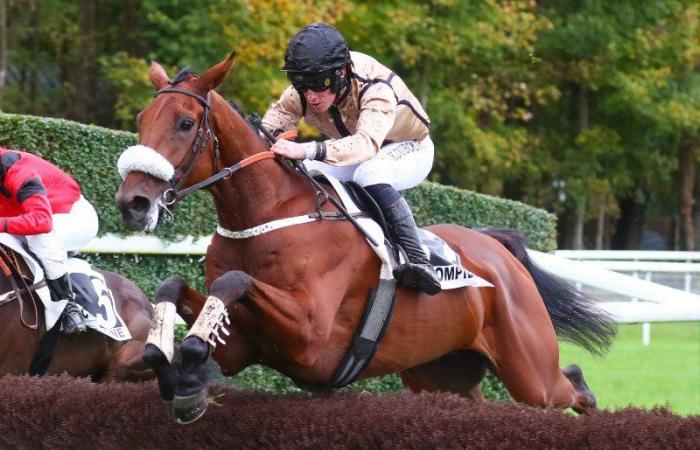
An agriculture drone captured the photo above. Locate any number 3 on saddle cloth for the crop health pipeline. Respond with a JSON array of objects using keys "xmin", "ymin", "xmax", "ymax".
[{"xmin": 0, "ymin": 234, "xmax": 131, "ymax": 341}]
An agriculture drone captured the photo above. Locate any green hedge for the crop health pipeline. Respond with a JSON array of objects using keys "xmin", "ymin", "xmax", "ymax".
[{"xmin": 0, "ymin": 112, "xmax": 554, "ymax": 399}]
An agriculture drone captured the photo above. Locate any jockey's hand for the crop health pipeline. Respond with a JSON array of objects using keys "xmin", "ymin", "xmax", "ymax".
[{"xmin": 271, "ymin": 139, "xmax": 307, "ymax": 160}]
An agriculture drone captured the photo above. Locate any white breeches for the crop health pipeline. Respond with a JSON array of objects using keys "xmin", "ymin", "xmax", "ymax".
[
  {"xmin": 304, "ymin": 136, "xmax": 434, "ymax": 190},
  {"xmin": 25, "ymin": 195, "xmax": 99, "ymax": 279}
]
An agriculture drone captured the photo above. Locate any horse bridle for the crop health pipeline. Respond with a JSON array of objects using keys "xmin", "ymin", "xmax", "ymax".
[
  {"xmin": 154, "ymin": 87, "xmax": 220, "ymax": 206},
  {"xmin": 154, "ymin": 87, "xmax": 277, "ymax": 207}
]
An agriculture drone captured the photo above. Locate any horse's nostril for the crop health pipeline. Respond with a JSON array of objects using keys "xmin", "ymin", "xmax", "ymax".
[{"xmin": 128, "ymin": 196, "xmax": 151, "ymax": 214}]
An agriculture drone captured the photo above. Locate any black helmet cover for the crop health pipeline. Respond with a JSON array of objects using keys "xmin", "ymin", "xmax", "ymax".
[{"xmin": 283, "ymin": 23, "xmax": 350, "ymax": 94}]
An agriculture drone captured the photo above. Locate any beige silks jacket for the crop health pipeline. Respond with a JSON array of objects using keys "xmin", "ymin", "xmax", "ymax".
[{"xmin": 262, "ymin": 51, "xmax": 430, "ymax": 166}]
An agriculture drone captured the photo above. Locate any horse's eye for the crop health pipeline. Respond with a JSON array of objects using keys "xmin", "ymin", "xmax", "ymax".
[{"xmin": 180, "ymin": 118, "xmax": 195, "ymax": 131}]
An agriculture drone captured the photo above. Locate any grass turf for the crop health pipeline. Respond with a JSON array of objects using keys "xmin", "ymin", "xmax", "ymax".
[{"xmin": 559, "ymin": 321, "xmax": 700, "ymax": 416}]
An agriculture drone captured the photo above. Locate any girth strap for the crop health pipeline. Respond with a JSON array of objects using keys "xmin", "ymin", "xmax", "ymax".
[
  {"xmin": 216, "ymin": 211, "xmax": 363, "ymax": 239},
  {"xmin": 328, "ymin": 278, "xmax": 397, "ymax": 388}
]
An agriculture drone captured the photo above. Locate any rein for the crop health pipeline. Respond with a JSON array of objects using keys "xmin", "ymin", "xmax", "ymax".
[
  {"xmin": 156, "ymin": 87, "xmax": 293, "ymax": 205},
  {"xmin": 169, "ymin": 151, "xmax": 276, "ymax": 202}
]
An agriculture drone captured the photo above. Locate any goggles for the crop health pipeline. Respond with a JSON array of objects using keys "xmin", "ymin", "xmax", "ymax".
[{"xmin": 288, "ymin": 71, "xmax": 333, "ymax": 92}]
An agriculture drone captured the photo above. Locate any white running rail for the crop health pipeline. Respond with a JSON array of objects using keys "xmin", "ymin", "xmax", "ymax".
[
  {"xmin": 530, "ymin": 250, "xmax": 700, "ymax": 323},
  {"xmin": 555, "ymin": 250, "xmax": 700, "ymax": 261}
]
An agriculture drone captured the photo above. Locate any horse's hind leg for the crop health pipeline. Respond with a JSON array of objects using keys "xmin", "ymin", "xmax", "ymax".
[
  {"xmin": 487, "ymin": 308, "xmax": 597, "ymax": 413},
  {"xmin": 471, "ymin": 275, "xmax": 595, "ymax": 413},
  {"xmin": 562, "ymin": 364, "xmax": 597, "ymax": 412},
  {"xmin": 400, "ymin": 350, "xmax": 489, "ymax": 401}
]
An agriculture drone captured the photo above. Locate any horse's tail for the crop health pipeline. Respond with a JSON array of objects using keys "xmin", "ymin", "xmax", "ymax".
[{"xmin": 479, "ymin": 228, "xmax": 617, "ymax": 356}]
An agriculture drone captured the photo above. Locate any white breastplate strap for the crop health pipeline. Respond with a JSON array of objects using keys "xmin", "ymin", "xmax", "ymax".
[{"xmin": 216, "ymin": 214, "xmax": 321, "ymax": 239}]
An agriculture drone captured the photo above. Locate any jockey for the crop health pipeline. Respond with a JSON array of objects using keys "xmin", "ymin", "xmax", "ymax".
[
  {"xmin": 263, "ymin": 23, "xmax": 441, "ymax": 295},
  {"xmin": 0, "ymin": 148, "xmax": 99, "ymax": 334}
]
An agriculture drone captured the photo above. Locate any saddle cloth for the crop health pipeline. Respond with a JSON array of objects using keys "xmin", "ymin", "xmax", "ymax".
[
  {"xmin": 309, "ymin": 170, "xmax": 493, "ymax": 290},
  {"xmin": 0, "ymin": 234, "xmax": 131, "ymax": 340}
]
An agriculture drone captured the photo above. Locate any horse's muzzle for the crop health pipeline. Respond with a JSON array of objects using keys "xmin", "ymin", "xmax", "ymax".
[{"xmin": 116, "ymin": 193, "xmax": 153, "ymax": 231}]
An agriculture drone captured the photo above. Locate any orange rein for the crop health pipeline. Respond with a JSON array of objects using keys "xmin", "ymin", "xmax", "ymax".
[
  {"xmin": 237, "ymin": 150, "xmax": 275, "ymax": 168},
  {"xmin": 169, "ymin": 129, "xmax": 299, "ymax": 202},
  {"xmin": 236, "ymin": 130, "xmax": 298, "ymax": 168}
]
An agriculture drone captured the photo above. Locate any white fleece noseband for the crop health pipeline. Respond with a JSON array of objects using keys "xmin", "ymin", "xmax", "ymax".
[{"xmin": 117, "ymin": 145, "xmax": 175, "ymax": 181}]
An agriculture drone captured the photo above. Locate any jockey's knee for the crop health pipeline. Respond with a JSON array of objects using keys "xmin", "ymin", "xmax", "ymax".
[
  {"xmin": 25, "ymin": 235, "xmax": 68, "ymax": 280},
  {"xmin": 353, "ymin": 163, "xmax": 393, "ymax": 187}
]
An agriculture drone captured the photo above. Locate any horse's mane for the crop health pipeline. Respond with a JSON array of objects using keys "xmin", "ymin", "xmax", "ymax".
[
  {"xmin": 227, "ymin": 98, "xmax": 247, "ymax": 121},
  {"xmin": 170, "ymin": 67, "xmax": 197, "ymax": 86},
  {"xmin": 224, "ymin": 98, "xmax": 272, "ymax": 144}
]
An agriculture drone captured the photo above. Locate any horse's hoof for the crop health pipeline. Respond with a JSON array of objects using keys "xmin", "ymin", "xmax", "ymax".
[
  {"xmin": 173, "ymin": 389, "xmax": 209, "ymax": 425},
  {"xmin": 143, "ymin": 343, "xmax": 169, "ymax": 369},
  {"xmin": 584, "ymin": 391, "xmax": 597, "ymax": 410},
  {"xmin": 563, "ymin": 364, "xmax": 597, "ymax": 410},
  {"xmin": 563, "ymin": 364, "xmax": 585, "ymax": 387}
]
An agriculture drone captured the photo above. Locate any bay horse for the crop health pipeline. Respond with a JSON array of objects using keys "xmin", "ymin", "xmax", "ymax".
[
  {"xmin": 115, "ymin": 54, "xmax": 615, "ymax": 423},
  {"xmin": 0, "ymin": 246, "xmax": 154, "ymax": 381}
]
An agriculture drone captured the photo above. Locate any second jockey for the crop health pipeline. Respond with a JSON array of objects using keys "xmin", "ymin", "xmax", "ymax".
[{"xmin": 0, "ymin": 147, "xmax": 99, "ymax": 334}]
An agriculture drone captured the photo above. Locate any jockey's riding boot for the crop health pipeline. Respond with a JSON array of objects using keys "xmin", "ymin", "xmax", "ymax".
[
  {"xmin": 365, "ymin": 184, "xmax": 442, "ymax": 295},
  {"xmin": 46, "ymin": 273, "xmax": 87, "ymax": 335}
]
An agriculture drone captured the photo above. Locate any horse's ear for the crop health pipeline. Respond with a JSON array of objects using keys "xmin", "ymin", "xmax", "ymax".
[
  {"xmin": 149, "ymin": 61, "xmax": 169, "ymax": 90},
  {"xmin": 195, "ymin": 52, "xmax": 236, "ymax": 95}
]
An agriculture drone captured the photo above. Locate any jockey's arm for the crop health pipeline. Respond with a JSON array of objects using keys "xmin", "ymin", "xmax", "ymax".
[
  {"xmin": 1, "ymin": 167, "xmax": 53, "ymax": 235},
  {"xmin": 271, "ymin": 83, "xmax": 398, "ymax": 164},
  {"xmin": 320, "ymin": 83, "xmax": 397, "ymax": 166},
  {"xmin": 261, "ymin": 85, "xmax": 304, "ymax": 137}
]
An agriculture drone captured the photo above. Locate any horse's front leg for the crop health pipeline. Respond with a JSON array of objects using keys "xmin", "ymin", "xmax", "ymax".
[
  {"xmin": 145, "ymin": 274, "xmax": 257, "ymax": 424},
  {"xmin": 143, "ymin": 276, "xmax": 221, "ymax": 424},
  {"xmin": 182, "ymin": 269, "xmax": 331, "ymax": 372},
  {"xmin": 172, "ymin": 270, "xmax": 333, "ymax": 422}
]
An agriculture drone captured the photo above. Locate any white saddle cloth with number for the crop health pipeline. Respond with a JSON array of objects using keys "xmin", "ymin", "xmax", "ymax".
[{"xmin": 0, "ymin": 234, "xmax": 131, "ymax": 340}]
